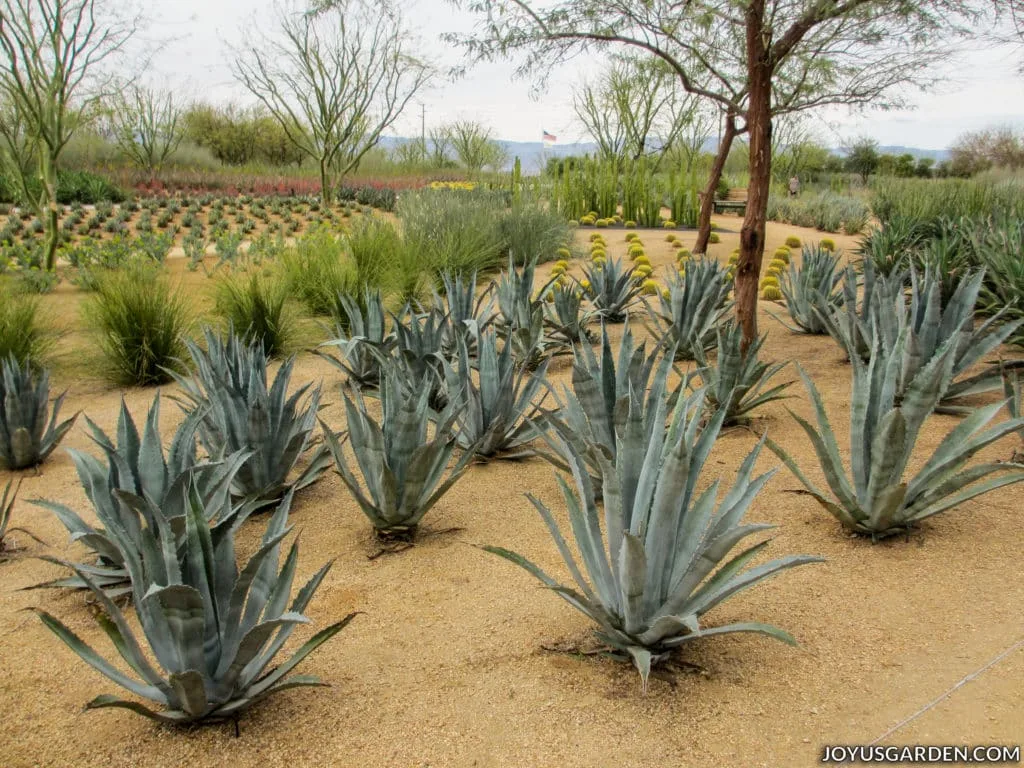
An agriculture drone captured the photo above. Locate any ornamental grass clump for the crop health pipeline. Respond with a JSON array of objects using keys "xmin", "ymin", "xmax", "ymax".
[
  {"xmin": 214, "ymin": 271, "xmax": 295, "ymax": 358},
  {"xmin": 85, "ymin": 264, "xmax": 192, "ymax": 386},
  {"xmin": 488, "ymin": 387, "xmax": 822, "ymax": 688},
  {"xmin": 0, "ymin": 289, "xmax": 53, "ymax": 366}
]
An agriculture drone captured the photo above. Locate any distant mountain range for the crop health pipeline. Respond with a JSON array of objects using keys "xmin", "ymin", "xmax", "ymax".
[{"xmin": 379, "ymin": 136, "xmax": 950, "ymax": 172}]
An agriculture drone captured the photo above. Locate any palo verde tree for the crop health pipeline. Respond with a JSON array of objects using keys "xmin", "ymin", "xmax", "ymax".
[
  {"xmin": 0, "ymin": 95, "xmax": 35, "ymax": 189},
  {"xmin": 443, "ymin": 120, "xmax": 508, "ymax": 175},
  {"xmin": 105, "ymin": 83, "xmax": 183, "ymax": 178},
  {"xmin": 233, "ymin": 0, "xmax": 432, "ymax": 204},
  {"xmin": 574, "ymin": 54, "xmax": 708, "ymax": 169},
  {"xmin": 0, "ymin": 0, "xmax": 140, "ymax": 271},
  {"xmin": 770, "ymin": 113, "xmax": 831, "ymax": 183},
  {"xmin": 450, "ymin": 0, "xmax": 978, "ymax": 347}
]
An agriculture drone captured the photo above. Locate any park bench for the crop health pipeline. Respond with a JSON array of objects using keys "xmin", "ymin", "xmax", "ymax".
[{"xmin": 712, "ymin": 188, "xmax": 748, "ymax": 216}]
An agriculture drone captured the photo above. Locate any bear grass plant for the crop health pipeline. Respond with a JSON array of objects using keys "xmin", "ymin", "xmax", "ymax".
[
  {"xmin": 36, "ymin": 486, "xmax": 354, "ymax": 725},
  {"xmin": 769, "ymin": 330, "xmax": 1024, "ymax": 540},
  {"xmin": 171, "ymin": 328, "xmax": 331, "ymax": 507},
  {"xmin": 214, "ymin": 271, "xmax": 296, "ymax": 359},
  {"xmin": 398, "ymin": 189, "xmax": 506, "ymax": 279},
  {"xmin": 278, "ymin": 227, "xmax": 358, "ymax": 321},
  {"xmin": 488, "ymin": 386, "xmax": 823, "ymax": 688},
  {"xmin": 323, "ymin": 365, "xmax": 475, "ymax": 542},
  {"xmin": 0, "ymin": 288, "xmax": 53, "ymax": 365},
  {"xmin": 0, "ymin": 355, "xmax": 77, "ymax": 471},
  {"xmin": 84, "ymin": 261, "xmax": 192, "ymax": 386}
]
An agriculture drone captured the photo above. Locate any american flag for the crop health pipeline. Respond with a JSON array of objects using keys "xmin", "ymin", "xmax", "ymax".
[{"xmin": 542, "ymin": 130, "xmax": 557, "ymax": 145}]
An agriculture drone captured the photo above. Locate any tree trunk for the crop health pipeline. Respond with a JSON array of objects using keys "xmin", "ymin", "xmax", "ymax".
[
  {"xmin": 42, "ymin": 153, "xmax": 60, "ymax": 272},
  {"xmin": 694, "ymin": 112, "xmax": 737, "ymax": 255},
  {"xmin": 737, "ymin": 0, "xmax": 773, "ymax": 351},
  {"xmin": 319, "ymin": 159, "xmax": 332, "ymax": 205}
]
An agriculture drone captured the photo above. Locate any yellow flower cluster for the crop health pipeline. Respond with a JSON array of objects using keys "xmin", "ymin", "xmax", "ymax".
[{"xmin": 428, "ymin": 180, "xmax": 477, "ymax": 191}]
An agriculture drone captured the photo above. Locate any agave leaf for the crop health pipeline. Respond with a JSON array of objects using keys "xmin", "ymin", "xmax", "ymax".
[
  {"xmin": 246, "ymin": 613, "xmax": 357, "ymax": 698},
  {"xmin": 85, "ymin": 695, "xmax": 189, "ymax": 724},
  {"xmin": 660, "ymin": 621, "xmax": 798, "ymax": 649}
]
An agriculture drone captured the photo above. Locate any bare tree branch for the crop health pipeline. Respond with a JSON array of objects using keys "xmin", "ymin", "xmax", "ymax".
[
  {"xmin": 0, "ymin": 0, "xmax": 141, "ymax": 270},
  {"xmin": 233, "ymin": 0, "xmax": 432, "ymax": 203}
]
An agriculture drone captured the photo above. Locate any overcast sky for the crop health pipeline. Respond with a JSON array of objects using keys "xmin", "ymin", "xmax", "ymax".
[{"xmin": 149, "ymin": 0, "xmax": 1024, "ymax": 151}]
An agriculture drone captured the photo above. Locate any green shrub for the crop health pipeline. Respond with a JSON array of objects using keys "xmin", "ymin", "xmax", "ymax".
[
  {"xmin": 398, "ymin": 189, "xmax": 505, "ymax": 278},
  {"xmin": 346, "ymin": 216, "xmax": 405, "ymax": 293},
  {"xmin": 0, "ymin": 288, "xmax": 53, "ymax": 365},
  {"xmin": 871, "ymin": 176, "xmax": 1024, "ymax": 230},
  {"xmin": 279, "ymin": 227, "xmax": 357, "ymax": 318},
  {"xmin": 84, "ymin": 263, "xmax": 192, "ymax": 386},
  {"xmin": 214, "ymin": 271, "xmax": 295, "ymax": 358},
  {"xmin": 499, "ymin": 200, "xmax": 572, "ymax": 266}
]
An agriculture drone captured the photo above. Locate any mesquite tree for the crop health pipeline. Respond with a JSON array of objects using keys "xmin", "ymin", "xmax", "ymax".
[
  {"xmin": 574, "ymin": 55, "xmax": 706, "ymax": 169},
  {"xmin": 0, "ymin": 0, "xmax": 139, "ymax": 271},
  {"xmin": 234, "ymin": 0, "xmax": 431, "ymax": 204},
  {"xmin": 450, "ymin": 0, "xmax": 976, "ymax": 347}
]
